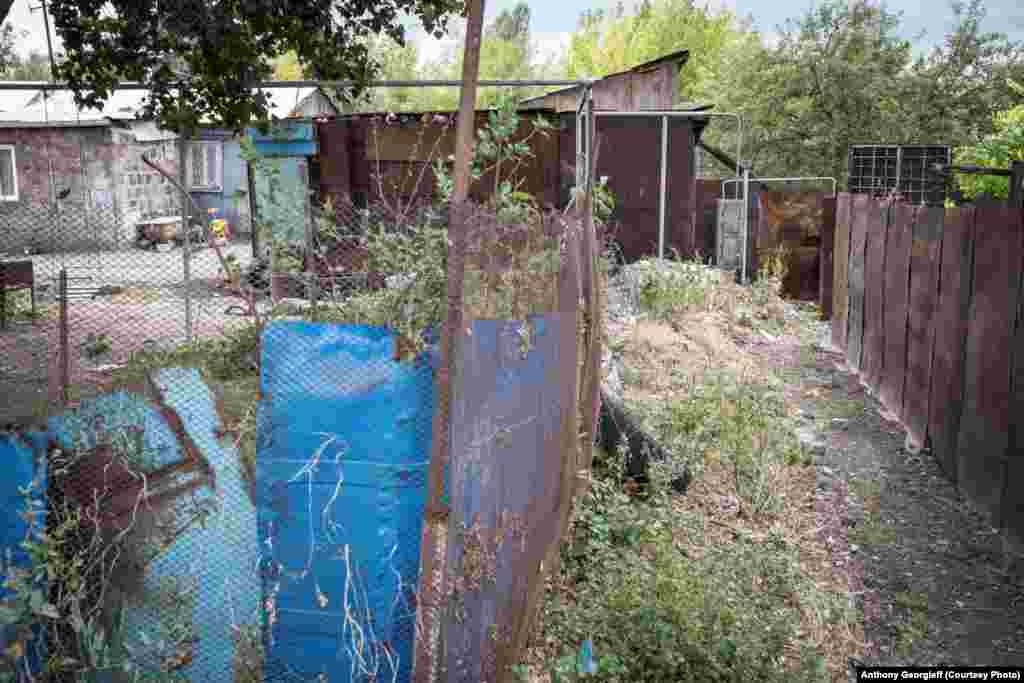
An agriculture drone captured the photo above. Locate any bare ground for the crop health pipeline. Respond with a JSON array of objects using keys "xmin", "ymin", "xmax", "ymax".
[{"xmin": 744, "ymin": 321, "xmax": 1024, "ymax": 672}]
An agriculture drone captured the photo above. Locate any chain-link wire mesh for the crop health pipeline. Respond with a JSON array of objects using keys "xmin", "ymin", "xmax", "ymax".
[{"xmin": 0, "ymin": 103, "xmax": 601, "ymax": 683}]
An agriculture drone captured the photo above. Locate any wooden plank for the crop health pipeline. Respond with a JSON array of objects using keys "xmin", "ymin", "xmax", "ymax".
[
  {"xmin": 832, "ymin": 194, "xmax": 852, "ymax": 350},
  {"xmin": 819, "ymin": 197, "xmax": 837, "ymax": 320},
  {"xmin": 1002, "ymin": 207, "xmax": 1024, "ymax": 546},
  {"xmin": 903, "ymin": 206, "xmax": 943, "ymax": 448},
  {"xmin": 928, "ymin": 208, "xmax": 975, "ymax": 482},
  {"xmin": 955, "ymin": 206, "xmax": 1019, "ymax": 522},
  {"xmin": 879, "ymin": 202, "xmax": 913, "ymax": 419},
  {"xmin": 862, "ymin": 200, "xmax": 889, "ymax": 390}
]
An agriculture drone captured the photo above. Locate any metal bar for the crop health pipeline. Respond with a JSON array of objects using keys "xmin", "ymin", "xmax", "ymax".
[
  {"xmin": 0, "ymin": 79, "xmax": 589, "ymax": 91},
  {"xmin": 1011, "ymin": 161, "xmax": 1024, "ymax": 209},
  {"xmin": 658, "ymin": 115, "xmax": 668, "ymax": 260},
  {"xmin": 593, "ymin": 110, "xmax": 743, "ymax": 179},
  {"xmin": 934, "ymin": 163, "xmax": 1013, "ymax": 178},
  {"xmin": 722, "ymin": 176, "xmax": 838, "ymax": 197},
  {"xmin": 178, "ymin": 132, "xmax": 193, "ymax": 343},
  {"xmin": 741, "ymin": 165, "xmax": 750, "ymax": 284},
  {"xmin": 59, "ymin": 268, "xmax": 68, "ymax": 406}
]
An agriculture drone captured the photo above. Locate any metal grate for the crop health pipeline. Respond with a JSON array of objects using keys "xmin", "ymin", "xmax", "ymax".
[{"xmin": 848, "ymin": 144, "xmax": 950, "ymax": 206}]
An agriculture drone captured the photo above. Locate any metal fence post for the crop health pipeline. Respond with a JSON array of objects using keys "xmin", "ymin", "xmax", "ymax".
[
  {"xmin": 178, "ymin": 133, "xmax": 193, "ymax": 343},
  {"xmin": 658, "ymin": 115, "xmax": 668, "ymax": 260},
  {"xmin": 59, "ymin": 268, "xmax": 69, "ymax": 406}
]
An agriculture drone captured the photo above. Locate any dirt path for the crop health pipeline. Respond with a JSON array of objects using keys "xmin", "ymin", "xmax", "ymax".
[{"xmin": 748, "ymin": 318, "xmax": 1024, "ymax": 671}]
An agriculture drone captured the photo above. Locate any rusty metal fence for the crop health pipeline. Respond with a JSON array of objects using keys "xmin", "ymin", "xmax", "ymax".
[{"xmin": 830, "ymin": 193, "xmax": 1024, "ymax": 549}]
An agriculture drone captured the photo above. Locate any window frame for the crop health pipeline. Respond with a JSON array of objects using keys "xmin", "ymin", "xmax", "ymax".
[
  {"xmin": 0, "ymin": 144, "xmax": 19, "ymax": 202},
  {"xmin": 187, "ymin": 140, "xmax": 223, "ymax": 193}
]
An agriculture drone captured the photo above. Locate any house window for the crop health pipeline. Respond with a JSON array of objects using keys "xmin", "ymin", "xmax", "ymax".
[
  {"xmin": 0, "ymin": 145, "xmax": 18, "ymax": 201},
  {"xmin": 187, "ymin": 141, "xmax": 222, "ymax": 192}
]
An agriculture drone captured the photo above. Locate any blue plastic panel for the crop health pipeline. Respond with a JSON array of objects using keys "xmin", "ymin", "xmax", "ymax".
[{"xmin": 256, "ymin": 321, "xmax": 433, "ymax": 682}]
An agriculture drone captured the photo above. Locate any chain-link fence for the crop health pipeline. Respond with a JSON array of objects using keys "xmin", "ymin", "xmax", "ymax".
[{"xmin": 1, "ymin": 135, "xmax": 601, "ymax": 683}]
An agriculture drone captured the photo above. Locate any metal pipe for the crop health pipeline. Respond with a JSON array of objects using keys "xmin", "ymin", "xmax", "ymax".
[
  {"xmin": 59, "ymin": 268, "xmax": 68, "ymax": 406},
  {"xmin": 741, "ymin": 166, "xmax": 750, "ymax": 284},
  {"xmin": 722, "ymin": 176, "xmax": 838, "ymax": 197},
  {"xmin": 593, "ymin": 109, "xmax": 743, "ymax": 179},
  {"xmin": 0, "ymin": 78, "xmax": 590, "ymax": 91},
  {"xmin": 178, "ymin": 129, "xmax": 193, "ymax": 343},
  {"xmin": 658, "ymin": 115, "xmax": 668, "ymax": 260}
]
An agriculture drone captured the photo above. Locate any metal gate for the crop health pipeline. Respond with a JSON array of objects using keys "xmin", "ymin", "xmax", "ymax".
[{"xmin": 716, "ymin": 199, "xmax": 745, "ymax": 271}]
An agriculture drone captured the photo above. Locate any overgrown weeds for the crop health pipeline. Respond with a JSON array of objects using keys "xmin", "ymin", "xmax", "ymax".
[{"xmin": 528, "ymin": 257, "xmax": 858, "ymax": 682}]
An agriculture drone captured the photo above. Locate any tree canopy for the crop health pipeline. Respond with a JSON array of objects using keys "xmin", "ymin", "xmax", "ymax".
[
  {"xmin": 47, "ymin": 0, "xmax": 463, "ymax": 134},
  {"xmin": 706, "ymin": 0, "xmax": 1024, "ymax": 184},
  {"xmin": 563, "ymin": 0, "xmax": 750, "ymax": 103},
  {"xmin": 953, "ymin": 79, "xmax": 1024, "ymax": 199}
]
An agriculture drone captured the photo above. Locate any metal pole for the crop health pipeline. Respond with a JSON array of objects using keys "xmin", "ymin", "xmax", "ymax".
[
  {"xmin": 0, "ymin": 78, "xmax": 589, "ymax": 91},
  {"xmin": 59, "ymin": 268, "xmax": 68, "ymax": 406},
  {"xmin": 741, "ymin": 165, "xmax": 750, "ymax": 285},
  {"xmin": 1009, "ymin": 161, "xmax": 1024, "ymax": 209},
  {"xmin": 35, "ymin": 0, "xmax": 57, "ymax": 77},
  {"xmin": 178, "ymin": 129, "xmax": 193, "ymax": 343},
  {"xmin": 658, "ymin": 115, "xmax": 668, "ymax": 260}
]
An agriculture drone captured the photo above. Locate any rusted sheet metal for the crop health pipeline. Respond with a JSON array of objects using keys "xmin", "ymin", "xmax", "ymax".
[
  {"xmin": 819, "ymin": 197, "xmax": 837, "ymax": 319},
  {"xmin": 878, "ymin": 203, "xmax": 914, "ymax": 419},
  {"xmin": 443, "ymin": 315, "xmax": 567, "ymax": 683},
  {"xmin": 956, "ymin": 207, "xmax": 1021, "ymax": 523},
  {"xmin": 928, "ymin": 208, "xmax": 976, "ymax": 482},
  {"xmin": 903, "ymin": 206, "xmax": 944, "ymax": 449},
  {"xmin": 862, "ymin": 201, "xmax": 889, "ymax": 390},
  {"xmin": 316, "ymin": 119, "xmax": 351, "ymax": 198},
  {"xmin": 696, "ymin": 179, "xmax": 721, "ymax": 261},
  {"xmin": 846, "ymin": 195, "xmax": 870, "ymax": 370},
  {"xmin": 1006, "ymin": 209, "xmax": 1024, "ymax": 545},
  {"xmin": 666, "ymin": 119, "xmax": 697, "ymax": 259},
  {"xmin": 832, "ymin": 194, "xmax": 853, "ymax": 349},
  {"xmin": 756, "ymin": 190, "xmax": 825, "ymax": 299}
]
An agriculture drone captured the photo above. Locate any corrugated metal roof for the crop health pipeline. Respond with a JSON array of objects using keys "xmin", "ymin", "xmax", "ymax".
[
  {"xmin": 518, "ymin": 48, "xmax": 691, "ymax": 108},
  {"xmin": 0, "ymin": 89, "xmax": 148, "ymax": 127},
  {"xmin": 0, "ymin": 86, "xmax": 336, "ymax": 128}
]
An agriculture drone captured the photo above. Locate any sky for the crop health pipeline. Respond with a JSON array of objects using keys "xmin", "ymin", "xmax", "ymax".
[{"xmin": 5, "ymin": 0, "xmax": 1024, "ymax": 65}]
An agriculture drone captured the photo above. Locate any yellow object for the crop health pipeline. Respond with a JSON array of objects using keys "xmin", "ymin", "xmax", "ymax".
[{"xmin": 210, "ymin": 218, "xmax": 228, "ymax": 239}]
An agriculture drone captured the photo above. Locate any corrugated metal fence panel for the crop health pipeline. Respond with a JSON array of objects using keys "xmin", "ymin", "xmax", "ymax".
[
  {"xmin": 256, "ymin": 321, "xmax": 433, "ymax": 683},
  {"xmin": 862, "ymin": 201, "xmax": 889, "ymax": 390},
  {"xmin": 879, "ymin": 203, "xmax": 913, "ymax": 419},
  {"xmin": 832, "ymin": 194, "xmax": 852, "ymax": 350},
  {"xmin": 928, "ymin": 208, "xmax": 976, "ymax": 482},
  {"xmin": 846, "ymin": 195, "xmax": 870, "ymax": 370},
  {"xmin": 903, "ymin": 206, "xmax": 943, "ymax": 449},
  {"xmin": 819, "ymin": 197, "xmax": 837, "ymax": 320},
  {"xmin": 1004, "ymin": 207, "xmax": 1024, "ymax": 544},
  {"xmin": 956, "ymin": 207, "xmax": 1022, "ymax": 524},
  {"xmin": 443, "ymin": 315, "xmax": 565, "ymax": 683}
]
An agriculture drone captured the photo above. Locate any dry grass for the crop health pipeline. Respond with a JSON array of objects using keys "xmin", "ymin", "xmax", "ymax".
[{"xmin": 635, "ymin": 306, "xmax": 863, "ymax": 681}]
